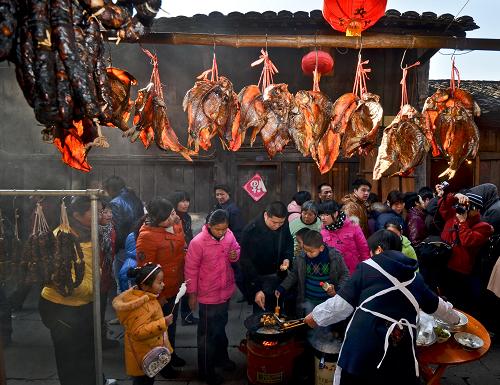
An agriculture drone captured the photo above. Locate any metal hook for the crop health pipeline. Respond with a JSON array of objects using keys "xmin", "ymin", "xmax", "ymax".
[
  {"xmin": 265, "ymin": 33, "xmax": 268, "ymax": 52},
  {"xmin": 213, "ymin": 33, "xmax": 216, "ymax": 54},
  {"xmin": 400, "ymin": 48, "xmax": 408, "ymax": 70},
  {"xmin": 358, "ymin": 35, "xmax": 363, "ymax": 59}
]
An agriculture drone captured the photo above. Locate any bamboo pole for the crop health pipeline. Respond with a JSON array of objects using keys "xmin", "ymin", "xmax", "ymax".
[{"xmin": 131, "ymin": 32, "xmax": 500, "ymax": 51}]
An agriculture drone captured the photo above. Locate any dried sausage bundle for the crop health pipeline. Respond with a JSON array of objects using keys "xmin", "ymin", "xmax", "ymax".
[
  {"xmin": 51, "ymin": 201, "xmax": 85, "ymax": 297},
  {"xmin": 24, "ymin": 203, "xmax": 56, "ymax": 285},
  {"xmin": 5, "ymin": 0, "xmax": 159, "ymax": 172}
]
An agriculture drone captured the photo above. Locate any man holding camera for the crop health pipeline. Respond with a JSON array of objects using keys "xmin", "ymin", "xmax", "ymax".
[{"xmin": 436, "ymin": 185, "xmax": 493, "ymax": 311}]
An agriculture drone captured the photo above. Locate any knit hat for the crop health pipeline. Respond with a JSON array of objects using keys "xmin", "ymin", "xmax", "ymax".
[{"xmin": 466, "ymin": 192, "xmax": 483, "ymax": 210}]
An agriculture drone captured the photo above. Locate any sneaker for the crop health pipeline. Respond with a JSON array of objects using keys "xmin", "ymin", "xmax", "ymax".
[
  {"xmin": 105, "ymin": 379, "xmax": 118, "ymax": 385},
  {"xmin": 107, "ymin": 318, "xmax": 120, "ymax": 325},
  {"xmin": 215, "ymin": 359, "xmax": 236, "ymax": 372},
  {"xmin": 182, "ymin": 313, "xmax": 199, "ymax": 326},
  {"xmin": 170, "ymin": 353, "xmax": 186, "ymax": 367},
  {"xmin": 102, "ymin": 337, "xmax": 119, "ymax": 350},
  {"xmin": 160, "ymin": 364, "xmax": 178, "ymax": 379}
]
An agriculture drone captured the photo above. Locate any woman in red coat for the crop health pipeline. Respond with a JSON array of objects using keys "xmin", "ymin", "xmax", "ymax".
[
  {"xmin": 136, "ymin": 197, "xmax": 186, "ymax": 378},
  {"xmin": 437, "ymin": 188, "xmax": 493, "ymax": 312}
]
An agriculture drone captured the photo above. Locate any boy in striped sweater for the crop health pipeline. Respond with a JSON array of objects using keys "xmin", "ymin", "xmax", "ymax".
[{"xmin": 276, "ymin": 230, "xmax": 349, "ymax": 316}]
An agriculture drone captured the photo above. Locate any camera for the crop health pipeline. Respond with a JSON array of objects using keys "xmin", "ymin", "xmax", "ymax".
[
  {"xmin": 453, "ymin": 204, "xmax": 468, "ymax": 214},
  {"xmin": 438, "ymin": 181, "xmax": 450, "ymax": 189}
]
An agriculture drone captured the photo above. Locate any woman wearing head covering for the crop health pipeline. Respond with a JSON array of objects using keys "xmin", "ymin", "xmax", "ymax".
[
  {"xmin": 319, "ymin": 200, "xmax": 370, "ymax": 274},
  {"xmin": 304, "ymin": 230, "xmax": 460, "ymax": 385}
]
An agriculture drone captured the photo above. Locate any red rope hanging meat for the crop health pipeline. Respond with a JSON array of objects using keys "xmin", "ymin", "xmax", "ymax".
[
  {"xmin": 400, "ymin": 61, "xmax": 420, "ymax": 109},
  {"xmin": 352, "ymin": 53, "xmax": 371, "ymax": 98},
  {"xmin": 449, "ymin": 57, "xmax": 461, "ymax": 98},
  {"xmin": 251, "ymin": 49, "xmax": 279, "ymax": 94}
]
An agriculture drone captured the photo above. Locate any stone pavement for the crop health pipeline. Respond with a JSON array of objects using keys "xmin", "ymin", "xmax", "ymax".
[{"xmin": 4, "ymin": 289, "xmax": 500, "ymax": 385}]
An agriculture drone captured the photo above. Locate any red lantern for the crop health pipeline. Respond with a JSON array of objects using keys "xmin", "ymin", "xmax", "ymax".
[
  {"xmin": 301, "ymin": 50, "xmax": 334, "ymax": 76},
  {"xmin": 323, "ymin": 0, "xmax": 387, "ymax": 36}
]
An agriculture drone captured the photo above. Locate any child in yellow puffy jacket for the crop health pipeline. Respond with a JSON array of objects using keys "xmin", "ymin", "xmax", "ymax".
[{"xmin": 113, "ymin": 263, "xmax": 173, "ymax": 385}]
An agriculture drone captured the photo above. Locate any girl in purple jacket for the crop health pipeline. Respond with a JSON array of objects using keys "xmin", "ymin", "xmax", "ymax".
[
  {"xmin": 185, "ymin": 209, "xmax": 240, "ymax": 385},
  {"xmin": 319, "ymin": 201, "xmax": 370, "ymax": 274}
]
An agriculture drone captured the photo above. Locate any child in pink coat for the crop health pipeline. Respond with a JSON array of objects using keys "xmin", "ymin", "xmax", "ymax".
[
  {"xmin": 319, "ymin": 201, "xmax": 370, "ymax": 274},
  {"xmin": 185, "ymin": 209, "xmax": 240, "ymax": 385}
]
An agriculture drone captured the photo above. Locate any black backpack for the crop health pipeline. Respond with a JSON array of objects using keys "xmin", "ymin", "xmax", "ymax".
[{"xmin": 415, "ymin": 235, "xmax": 452, "ymax": 292}]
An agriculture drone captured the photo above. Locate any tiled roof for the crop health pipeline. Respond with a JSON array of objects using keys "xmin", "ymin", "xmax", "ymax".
[
  {"xmin": 152, "ymin": 9, "xmax": 478, "ymax": 37},
  {"xmin": 428, "ymin": 80, "xmax": 500, "ymax": 116}
]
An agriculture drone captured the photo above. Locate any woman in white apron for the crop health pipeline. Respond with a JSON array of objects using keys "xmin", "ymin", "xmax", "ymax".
[{"xmin": 304, "ymin": 230, "xmax": 459, "ymax": 385}]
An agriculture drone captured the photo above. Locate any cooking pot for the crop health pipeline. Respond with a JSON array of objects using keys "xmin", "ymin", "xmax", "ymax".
[{"xmin": 244, "ymin": 312, "xmax": 306, "ymax": 343}]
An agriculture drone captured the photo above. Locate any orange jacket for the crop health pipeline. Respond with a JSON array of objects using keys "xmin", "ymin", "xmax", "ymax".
[
  {"xmin": 136, "ymin": 223, "xmax": 186, "ymax": 300},
  {"xmin": 112, "ymin": 289, "xmax": 172, "ymax": 376}
]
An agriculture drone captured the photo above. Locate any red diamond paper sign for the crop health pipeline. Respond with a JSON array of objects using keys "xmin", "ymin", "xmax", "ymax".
[{"xmin": 243, "ymin": 173, "xmax": 267, "ymax": 201}]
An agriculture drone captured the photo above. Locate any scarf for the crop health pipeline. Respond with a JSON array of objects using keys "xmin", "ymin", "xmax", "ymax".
[
  {"xmin": 99, "ymin": 223, "xmax": 114, "ymax": 269},
  {"xmin": 325, "ymin": 211, "xmax": 346, "ymax": 231}
]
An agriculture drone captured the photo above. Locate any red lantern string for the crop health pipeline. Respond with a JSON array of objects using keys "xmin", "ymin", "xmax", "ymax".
[
  {"xmin": 197, "ymin": 52, "xmax": 219, "ymax": 82},
  {"xmin": 449, "ymin": 57, "xmax": 461, "ymax": 98},
  {"xmin": 251, "ymin": 49, "xmax": 279, "ymax": 94},
  {"xmin": 400, "ymin": 61, "xmax": 420, "ymax": 109},
  {"xmin": 352, "ymin": 53, "xmax": 371, "ymax": 98}
]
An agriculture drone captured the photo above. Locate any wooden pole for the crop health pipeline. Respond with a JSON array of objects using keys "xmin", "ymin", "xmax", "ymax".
[{"xmin": 131, "ymin": 32, "xmax": 500, "ymax": 51}]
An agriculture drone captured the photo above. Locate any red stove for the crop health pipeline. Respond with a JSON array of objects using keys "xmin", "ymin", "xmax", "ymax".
[{"xmin": 240, "ymin": 312, "xmax": 305, "ymax": 385}]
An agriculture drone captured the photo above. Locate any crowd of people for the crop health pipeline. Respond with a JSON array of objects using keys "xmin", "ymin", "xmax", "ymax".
[{"xmin": 1, "ymin": 176, "xmax": 499, "ymax": 385}]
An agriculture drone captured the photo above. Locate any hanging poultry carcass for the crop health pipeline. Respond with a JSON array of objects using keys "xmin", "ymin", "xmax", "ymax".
[
  {"xmin": 132, "ymin": 49, "xmax": 193, "ymax": 161},
  {"xmin": 373, "ymin": 104, "xmax": 430, "ymax": 180},
  {"xmin": 183, "ymin": 52, "xmax": 241, "ymax": 152},
  {"xmin": 259, "ymin": 83, "xmax": 293, "ymax": 158},
  {"xmin": 422, "ymin": 84, "xmax": 480, "ymax": 179},
  {"xmin": 183, "ymin": 76, "xmax": 240, "ymax": 152},
  {"xmin": 289, "ymin": 90, "xmax": 333, "ymax": 157},
  {"xmin": 238, "ymin": 85, "xmax": 266, "ymax": 146},
  {"xmin": 434, "ymin": 100, "xmax": 480, "ymax": 180},
  {"xmin": 105, "ymin": 67, "xmax": 137, "ymax": 133},
  {"xmin": 341, "ymin": 92, "xmax": 383, "ymax": 157}
]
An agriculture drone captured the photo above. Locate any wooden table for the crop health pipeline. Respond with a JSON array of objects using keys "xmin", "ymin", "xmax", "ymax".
[{"xmin": 417, "ymin": 311, "xmax": 491, "ymax": 385}]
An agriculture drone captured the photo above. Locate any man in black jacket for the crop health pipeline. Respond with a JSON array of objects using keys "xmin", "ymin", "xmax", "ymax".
[{"xmin": 239, "ymin": 201, "xmax": 294, "ymax": 314}]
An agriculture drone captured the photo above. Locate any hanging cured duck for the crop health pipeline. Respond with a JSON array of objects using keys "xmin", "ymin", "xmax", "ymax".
[
  {"xmin": 183, "ymin": 52, "xmax": 241, "ymax": 152},
  {"xmin": 422, "ymin": 60, "xmax": 480, "ymax": 179},
  {"xmin": 373, "ymin": 61, "xmax": 430, "ymax": 179},
  {"xmin": 323, "ymin": 0, "xmax": 387, "ymax": 36}
]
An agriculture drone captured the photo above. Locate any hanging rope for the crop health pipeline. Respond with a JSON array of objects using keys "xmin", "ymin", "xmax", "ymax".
[
  {"xmin": 352, "ymin": 53, "xmax": 371, "ymax": 98},
  {"xmin": 400, "ymin": 61, "xmax": 420, "ymax": 109},
  {"xmin": 197, "ymin": 41, "xmax": 219, "ymax": 83},
  {"xmin": 450, "ymin": 57, "xmax": 461, "ymax": 97},
  {"xmin": 59, "ymin": 200, "xmax": 71, "ymax": 233},
  {"xmin": 251, "ymin": 48, "xmax": 279, "ymax": 94},
  {"xmin": 142, "ymin": 48, "xmax": 165, "ymax": 99},
  {"xmin": 312, "ymin": 48, "xmax": 321, "ymax": 92},
  {"xmin": 32, "ymin": 202, "xmax": 50, "ymax": 236}
]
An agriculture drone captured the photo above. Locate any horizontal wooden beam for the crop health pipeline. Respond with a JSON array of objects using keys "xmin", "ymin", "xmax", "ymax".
[{"xmin": 131, "ymin": 32, "xmax": 500, "ymax": 51}]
